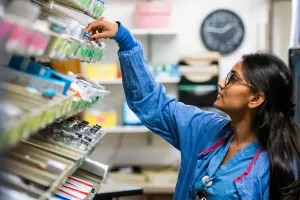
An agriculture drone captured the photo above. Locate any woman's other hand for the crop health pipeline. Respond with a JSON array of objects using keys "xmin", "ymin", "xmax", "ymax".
[{"xmin": 86, "ymin": 17, "xmax": 118, "ymax": 40}]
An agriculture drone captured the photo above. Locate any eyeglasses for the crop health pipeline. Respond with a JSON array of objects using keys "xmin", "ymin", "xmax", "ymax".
[{"xmin": 225, "ymin": 71, "xmax": 255, "ymax": 89}]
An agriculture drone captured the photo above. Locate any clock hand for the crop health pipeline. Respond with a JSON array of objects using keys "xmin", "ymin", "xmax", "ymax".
[
  {"xmin": 205, "ymin": 26, "xmax": 223, "ymax": 34},
  {"xmin": 205, "ymin": 23, "xmax": 234, "ymax": 34},
  {"xmin": 221, "ymin": 23, "xmax": 233, "ymax": 33}
]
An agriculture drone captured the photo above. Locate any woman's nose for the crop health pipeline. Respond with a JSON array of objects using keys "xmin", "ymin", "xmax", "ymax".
[{"xmin": 218, "ymin": 78, "xmax": 225, "ymax": 91}]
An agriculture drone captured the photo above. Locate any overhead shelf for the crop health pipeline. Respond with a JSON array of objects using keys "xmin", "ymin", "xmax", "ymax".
[
  {"xmin": 97, "ymin": 77, "xmax": 180, "ymax": 85},
  {"xmin": 0, "ymin": 82, "xmax": 108, "ymax": 150},
  {"xmin": 104, "ymin": 126, "xmax": 151, "ymax": 134},
  {"xmin": 130, "ymin": 28, "xmax": 179, "ymax": 36},
  {"xmin": 32, "ymin": 0, "xmax": 103, "ymax": 20},
  {"xmin": 0, "ymin": 12, "xmax": 105, "ymax": 64}
]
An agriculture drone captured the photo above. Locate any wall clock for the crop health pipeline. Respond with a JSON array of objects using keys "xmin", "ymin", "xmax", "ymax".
[{"xmin": 201, "ymin": 9, "xmax": 245, "ymax": 55}]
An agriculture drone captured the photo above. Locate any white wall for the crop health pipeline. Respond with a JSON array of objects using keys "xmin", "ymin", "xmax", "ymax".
[
  {"xmin": 272, "ymin": 1, "xmax": 292, "ymax": 63},
  {"xmin": 173, "ymin": 0, "xmax": 270, "ymax": 78},
  {"xmin": 90, "ymin": 0, "xmax": 272, "ymax": 167},
  {"xmin": 103, "ymin": 0, "xmax": 270, "ymax": 78}
]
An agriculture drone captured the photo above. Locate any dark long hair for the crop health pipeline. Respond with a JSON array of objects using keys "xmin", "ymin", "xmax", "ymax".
[{"xmin": 242, "ymin": 52, "xmax": 300, "ymax": 199}]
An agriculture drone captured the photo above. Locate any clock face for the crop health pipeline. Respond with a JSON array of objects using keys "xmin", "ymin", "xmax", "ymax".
[{"xmin": 201, "ymin": 10, "xmax": 245, "ymax": 55}]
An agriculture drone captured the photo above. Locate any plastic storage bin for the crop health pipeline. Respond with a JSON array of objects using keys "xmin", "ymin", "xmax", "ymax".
[{"xmin": 135, "ymin": 2, "xmax": 171, "ymax": 29}]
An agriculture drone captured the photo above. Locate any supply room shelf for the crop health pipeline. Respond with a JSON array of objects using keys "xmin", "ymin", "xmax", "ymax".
[
  {"xmin": 104, "ymin": 126, "xmax": 151, "ymax": 134},
  {"xmin": 130, "ymin": 28, "xmax": 178, "ymax": 36},
  {"xmin": 0, "ymin": 82, "xmax": 108, "ymax": 150}
]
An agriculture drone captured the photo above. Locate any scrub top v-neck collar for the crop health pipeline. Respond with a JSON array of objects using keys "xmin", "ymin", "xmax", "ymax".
[
  {"xmin": 193, "ymin": 135, "xmax": 263, "ymax": 199},
  {"xmin": 207, "ymin": 135, "xmax": 261, "ymax": 178}
]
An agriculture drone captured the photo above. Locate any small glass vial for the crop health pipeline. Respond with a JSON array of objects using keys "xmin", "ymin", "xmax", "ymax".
[
  {"xmin": 60, "ymin": 130, "xmax": 73, "ymax": 145},
  {"xmin": 83, "ymin": 32, "xmax": 92, "ymax": 63},
  {"xmin": 69, "ymin": 133, "xmax": 82, "ymax": 148},
  {"xmin": 84, "ymin": 135, "xmax": 93, "ymax": 150},
  {"xmin": 79, "ymin": 137, "xmax": 92, "ymax": 150}
]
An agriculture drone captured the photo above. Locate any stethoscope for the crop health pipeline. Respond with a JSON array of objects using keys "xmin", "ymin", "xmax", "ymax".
[
  {"xmin": 196, "ymin": 175, "xmax": 215, "ymax": 200},
  {"xmin": 195, "ymin": 147, "xmax": 263, "ymax": 200}
]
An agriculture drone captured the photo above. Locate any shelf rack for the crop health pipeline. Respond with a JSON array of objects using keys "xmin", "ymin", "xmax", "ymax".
[
  {"xmin": 32, "ymin": 0, "xmax": 99, "ymax": 20},
  {"xmin": 104, "ymin": 126, "xmax": 150, "ymax": 134},
  {"xmin": 130, "ymin": 28, "xmax": 178, "ymax": 36},
  {"xmin": 0, "ymin": 82, "xmax": 107, "ymax": 150},
  {"xmin": 20, "ymin": 129, "xmax": 106, "ymax": 199},
  {"xmin": 0, "ymin": 1, "xmax": 110, "ymax": 200},
  {"xmin": 3, "ymin": 131, "xmax": 105, "ymax": 199}
]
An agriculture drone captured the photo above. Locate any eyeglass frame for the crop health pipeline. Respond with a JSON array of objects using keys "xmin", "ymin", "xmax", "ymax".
[{"xmin": 225, "ymin": 71, "xmax": 255, "ymax": 89}]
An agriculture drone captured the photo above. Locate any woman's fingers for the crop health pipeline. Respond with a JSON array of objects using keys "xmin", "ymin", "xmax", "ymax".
[
  {"xmin": 92, "ymin": 32, "xmax": 111, "ymax": 40},
  {"xmin": 86, "ymin": 18, "xmax": 106, "ymax": 33},
  {"xmin": 86, "ymin": 18, "xmax": 118, "ymax": 39}
]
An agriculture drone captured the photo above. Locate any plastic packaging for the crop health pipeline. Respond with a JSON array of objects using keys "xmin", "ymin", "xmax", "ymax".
[
  {"xmin": 5, "ymin": 21, "xmax": 34, "ymax": 55},
  {"xmin": 86, "ymin": 0, "xmax": 104, "ymax": 18},
  {"xmin": 95, "ymin": 0, "xmax": 105, "ymax": 18},
  {"xmin": 39, "ymin": 118, "xmax": 103, "ymax": 150},
  {"xmin": 67, "ymin": 72, "xmax": 110, "ymax": 102},
  {"xmin": 75, "ymin": 32, "xmax": 91, "ymax": 62},
  {"xmin": 81, "ymin": 158, "xmax": 109, "ymax": 178},
  {"xmin": 87, "ymin": 0, "xmax": 97, "ymax": 17},
  {"xmin": 68, "ymin": 38, "xmax": 81, "ymax": 59},
  {"xmin": 67, "ymin": 176, "xmax": 93, "ymax": 192},
  {"xmin": 48, "ymin": 17, "xmax": 68, "ymax": 35},
  {"xmin": 46, "ymin": 35, "xmax": 66, "ymax": 60},
  {"xmin": 6, "ymin": 0, "xmax": 41, "ymax": 23},
  {"xmin": 64, "ymin": 20, "xmax": 79, "ymax": 37},
  {"xmin": 70, "ymin": 25, "xmax": 85, "ymax": 40},
  {"xmin": 2, "ymin": 2, "xmax": 44, "ymax": 56},
  {"xmin": 30, "ymin": 20, "xmax": 51, "ymax": 57}
]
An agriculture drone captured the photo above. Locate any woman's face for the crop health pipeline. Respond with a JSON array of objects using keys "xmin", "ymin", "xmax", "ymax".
[{"xmin": 214, "ymin": 61, "xmax": 254, "ymax": 115}]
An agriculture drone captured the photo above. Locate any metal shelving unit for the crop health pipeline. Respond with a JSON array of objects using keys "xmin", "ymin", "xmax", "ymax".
[
  {"xmin": 19, "ymin": 129, "xmax": 106, "ymax": 199},
  {"xmin": 0, "ymin": 82, "xmax": 107, "ymax": 150},
  {"xmin": 32, "ymin": 0, "xmax": 101, "ymax": 20},
  {"xmin": 0, "ymin": 0, "xmax": 110, "ymax": 199}
]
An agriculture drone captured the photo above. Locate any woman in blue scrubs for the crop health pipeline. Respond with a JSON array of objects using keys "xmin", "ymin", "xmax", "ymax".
[{"xmin": 86, "ymin": 18, "xmax": 300, "ymax": 199}]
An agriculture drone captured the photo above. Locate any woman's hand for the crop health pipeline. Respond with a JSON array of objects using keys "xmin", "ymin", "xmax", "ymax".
[{"xmin": 86, "ymin": 17, "xmax": 119, "ymax": 40}]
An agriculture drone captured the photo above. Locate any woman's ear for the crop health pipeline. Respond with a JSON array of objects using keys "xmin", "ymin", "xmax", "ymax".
[{"xmin": 248, "ymin": 92, "xmax": 265, "ymax": 109}]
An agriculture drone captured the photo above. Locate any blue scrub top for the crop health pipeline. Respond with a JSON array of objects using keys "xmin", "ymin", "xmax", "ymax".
[
  {"xmin": 193, "ymin": 135, "xmax": 262, "ymax": 199},
  {"xmin": 113, "ymin": 23, "xmax": 270, "ymax": 200}
]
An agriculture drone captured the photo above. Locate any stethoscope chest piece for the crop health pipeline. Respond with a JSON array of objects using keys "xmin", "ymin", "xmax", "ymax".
[{"xmin": 196, "ymin": 176, "xmax": 213, "ymax": 200}]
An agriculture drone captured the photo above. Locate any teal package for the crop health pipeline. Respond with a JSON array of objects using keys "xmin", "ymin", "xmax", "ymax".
[{"xmin": 8, "ymin": 55, "xmax": 72, "ymax": 95}]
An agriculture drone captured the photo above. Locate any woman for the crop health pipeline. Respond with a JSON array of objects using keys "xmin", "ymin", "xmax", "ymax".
[{"xmin": 86, "ymin": 18, "xmax": 300, "ymax": 199}]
